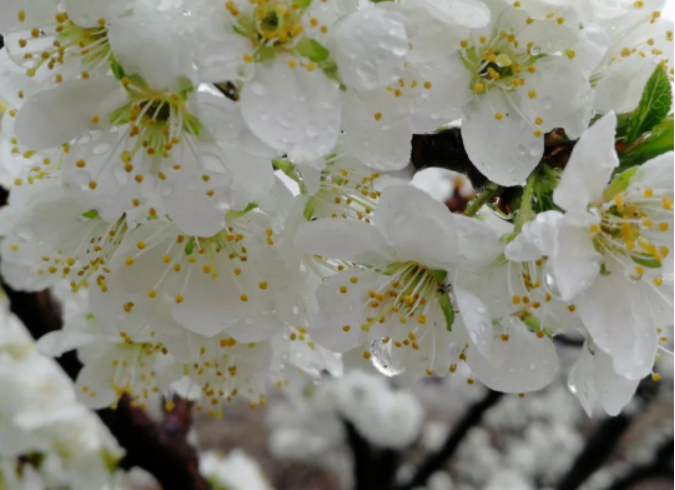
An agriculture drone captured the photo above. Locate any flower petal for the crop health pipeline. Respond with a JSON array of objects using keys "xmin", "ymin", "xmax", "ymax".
[
  {"xmin": 506, "ymin": 211, "xmax": 564, "ymax": 262},
  {"xmin": 462, "ymin": 89, "xmax": 543, "ymax": 186},
  {"xmin": 419, "ymin": 0, "xmax": 490, "ymax": 28},
  {"xmin": 455, "ymin": 287, "xmax": 494, "ymax": 359},
  {"xmin": 63, "ymin": 0, "xmax": 135, "ymax": 27},
  {"xmin": 375, "ymin": 184, "xmax": 460, "ymax": 269},
  {"xmin": 467, "ymin": 318, "xmax": 559, "ymax": 393},
  {"xmin": 554, "ymin": 112, "xmax": 618, "ymax": 212},
  {"xmin": 108, "ymin": 12, "xmax": 199, "ymax": 92},
  {"xmin": 15, "ymin": 77, "xmax": 126, "ymax": 150},
  {"xmin": 331, "ymin": 6, "xmax": 409, "ymax": 91},
  {"xmin": 568, "ymin": 342, "xmax": 597, "ymax": 417},
  {"xmin": 548, "ymin": 211, "xmax": 602, "ymax": 301},
  {"xmin": 241, "ymin": 58, "xmax": 341, "ymax": 164},
  {"xmin": 593, "ymin": 347, "xmax": 641, "ymax": 416},
  {"xmin": 294, "ymin": 218, "xmax": 389, "ymax": 264}
]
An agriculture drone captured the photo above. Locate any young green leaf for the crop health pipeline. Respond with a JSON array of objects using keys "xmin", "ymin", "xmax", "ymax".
[{"xmin": 625, "ymin": 66, "xmax": 673, "ymax": 144}]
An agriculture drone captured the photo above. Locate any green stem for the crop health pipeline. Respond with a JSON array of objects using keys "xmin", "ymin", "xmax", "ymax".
[
  {"xmin": 464, "ymin": 183, "xmax": 502, "ymax": 217},
  {"xmin": 514, "ymin": 170, "xmax": 539, "ymax": 233}
]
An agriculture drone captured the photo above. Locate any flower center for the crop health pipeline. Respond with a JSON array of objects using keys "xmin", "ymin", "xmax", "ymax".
[
  {"xmin": 353, "ymin": 262, "xmax": 451, "ymax": 335},
  {"xmin": 592, "ymin": 188, "xmax": 672, "ymax": 285},
  {"xmin": 22, "ymin": 14, "xmax": 111, "ymax": 80},
  {"xmin": 459, "ymin": 32, "xmax": 542, "ymax": 94},
  {"xmin": 308, "ymin": 159, "xmax": 382, "ymax": 220}
]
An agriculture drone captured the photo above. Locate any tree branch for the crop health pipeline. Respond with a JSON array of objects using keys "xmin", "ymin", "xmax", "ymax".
[
  {"xmin": 395, "ymin": 390, "xmax": 503, "ymax": 490},
  {"xmin": 556, "ymin": 381, "xmax": 661, "ymax": 490},
  {"xmin": 343, "ymin": 419, "xmax": 399, "ymax": 490},
  {"xmin": 604, "ymin": 438, "xmax": 673, "ymax": 490}
]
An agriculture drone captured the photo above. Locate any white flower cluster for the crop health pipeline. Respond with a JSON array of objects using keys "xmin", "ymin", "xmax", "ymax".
[
  {"xmin": 0, "ymin": 295, "xmax": 123, "ymax": 490},
  {"xmin": 200, "ymin": 449, "xmax": 274, "ymax": 490},
  {"xmin": 0, "ymin": 0, "xmax": 672, "ymax": 416}
]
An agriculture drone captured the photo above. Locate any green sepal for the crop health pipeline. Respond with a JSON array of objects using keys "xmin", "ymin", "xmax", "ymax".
[
  {"xmin": 81, "ymin": 209, "xmax": 100, "ymax": 220},
  {"xmin": 226, "ymin": 202, "xmax": 259, "ymax": 222},
  {"xmin": 438, "ymin": 293, "xmax": 455, "ymax": 332},
  {"xmin": 295, "ymin": 38, "xmax": 330, "ymax": 62},
  {"xmin": 303, "ymin": 198, "xmax": 316, "ymax": 221},
  {"xmin": 603, "ymin": 166, "xmax": 638, "ymax": 201},
  {"xmin": 632, "ymin": 255, "xmax": 662, "ymax": 269},
  {"xmin": 184, "ymin": 237, "xmax": 196, "ymax": 256}
]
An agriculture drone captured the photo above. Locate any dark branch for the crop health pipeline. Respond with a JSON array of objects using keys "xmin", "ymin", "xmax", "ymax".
[
  {"xmin": 411, "ymin": 129, "xmax": 488, "ymax": 190},
  {"xmin": 343, "ymin": 419, "xmax": 399, "ymax": 490},
  {"xmin": 604, "ymin": 438, "xmax": 673, "ymax": 490},
  {"xmin": 1, "ymin": 282, "xmax": 209, "ymax": 490},
  {"xmin": 396, "ymin": 390, "xmax": 503, "ymax": 490},
  {"xmin": 556, "ymin": 381, "xmax": 661, "ymax": 490}
]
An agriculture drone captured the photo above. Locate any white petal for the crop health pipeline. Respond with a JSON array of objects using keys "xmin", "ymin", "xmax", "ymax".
[
  {"xmin": 593, "ymin": 347, "xmax": 641, "ymax": 416},
  {"xmin": 568, "ymin": 343, "xmax": 598, "ymax": 417},
  {"xmin": 294, "ymin": 218, "xmax": 389, "ymax": 264},
  {"xmin": 593, "ymin": 58, "xmax": 655, "ymax": 114},
  {"xmin": 63, "ymin": 130, "xmax": 155, "ymax": 223},
  {"xmin": 15, "ymin": 77, "xmax": 126, "ymax": 150},
  {"xmin": 467, "ymin": 319, "xmax": 559, "ymax": 393},
  {"xmin": 462, "ymin": 89, "xmax": 542, "ymax": 186},
  {"xmin": 407, "ymin": 55, "xmax": 473, "ymax": 134},
  {"xmin": 453, "ymin": 214, "xmax": 502, "ymax": 266},
  {"xmin": 517, "ymin": 56, "xmax": 593, "ymax": 140},
  {"xmin": 419, "ymin": 0, "xmax": 490, "ymax": 28},
  {"xmin": 108, "ymin": 12, "xmax": 199, "ymax": 92},
  {"xmin": 64, "ymin": 0, "xmax": 135, "ymax": 27},
  {"xmin": 0, "ymin": 0, "xmax": 58, "ymax": 34},
  {"xmin": 375, "ymin": 184, "xmax": 461, "ymax": 269},
  {"xmin": 554, "ymin": 112, "xmax": 618, "ymax": 211},
  {"xmin": 573, "ymin": 24, "xmax": 610, "ymax": 75},
  {"xmin": 171, "ymin": 272, "xmax": 243, "ymax": 337},
  {"xmin": 331, "ymin": 7, "xmax": 408, "ymax": 91},
  {"xmin": 311, "ymin": 269, "xmax": 382, "ymax": 352},
  {"xmin": 506, "ymin": 211, "xmax": 564, "ymax": 262},
  {"xmin": 160, "ymin": 144, "xmax": 233, "ymax": 237},
  {"xmin": 548, "ymin": 211, "xmax": 602, "ymax": 301},
  {"xmin": 36, "ymin": 330, "xmax": 96, "ymax": 357},
  {"xmin": 341, "ymin": 89, "xmax": 413, "ymax": 171},
  {"xmin": 576, "ymin": 268, "xmax": 656, "ymax": 380},
  {"xmin": 455, "ymin": 287, "xmax": 494, "ymax": 359},
  {"xmin": 241, "ymin": 59, "xmax": 341, "ymax": 163}
]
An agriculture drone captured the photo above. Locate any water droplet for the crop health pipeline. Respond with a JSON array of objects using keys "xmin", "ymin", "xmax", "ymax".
[
  {"xmin": 250, "ymin": 82, "xmax": 266, "ymax": 96},
  {"xmin": 369, "ymin": 339, "xmax": 405, "ymax": 377}
]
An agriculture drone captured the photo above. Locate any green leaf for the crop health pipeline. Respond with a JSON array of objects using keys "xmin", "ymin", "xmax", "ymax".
[
  {"xmin": 625, "ymin": 66, "xmax": 673, "ymax": 144},
  {"xmin": 618, "ymin": 116, "xmax": 673, "ymax": 169},
  {"xmin": 81, "ymin": 209, "xmax": 99, "ymax": 219},
  {"xmin": 295, "ymin": 38, "xmax": 330, "ymax": 62},
  {"xmin": 438, "ymin": 293, "xmax": 455, "ymax": 332},
  {"xmin": 226, "ymin": 202, "xmax": 259, "ymax": 222},
  {"xmin": 184, "ymin": 237, "xmax": 195, "ymax": 256},
  {"xmin": 295, "ymin": 0, "xmax": 312, "ymax": 7}
]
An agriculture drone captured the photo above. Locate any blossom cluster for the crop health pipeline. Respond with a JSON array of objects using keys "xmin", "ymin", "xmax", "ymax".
[
  {"xmin": 0, "ymin": 294, "xmax": 123, "ymax": 490},
  {"xmin": 0, "ymin": 0, "xmax": 672, "ymax": 417}
]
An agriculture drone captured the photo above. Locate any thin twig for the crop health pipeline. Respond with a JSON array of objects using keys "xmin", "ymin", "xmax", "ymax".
[{"xmin": 395, "ymin": 390, "xmax": 503, "ymax": 490}]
